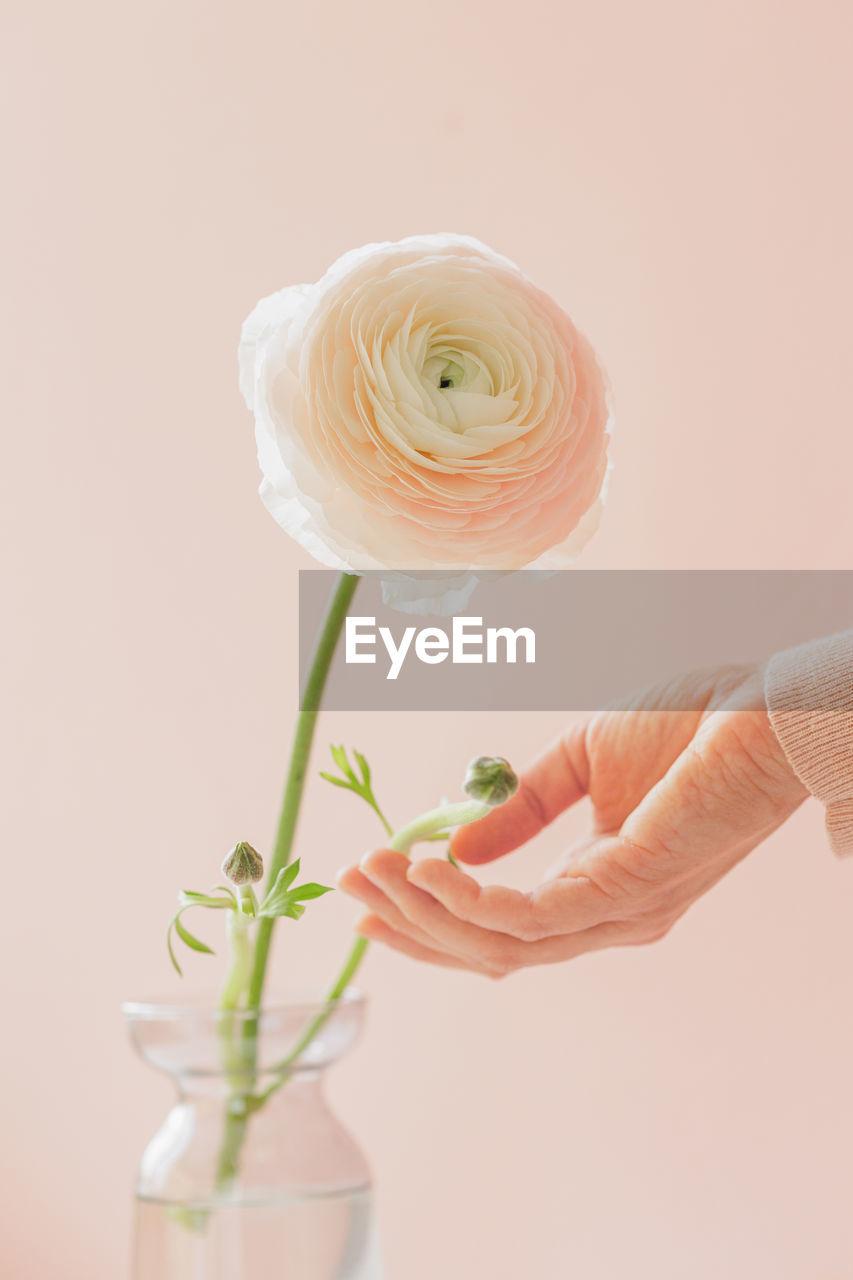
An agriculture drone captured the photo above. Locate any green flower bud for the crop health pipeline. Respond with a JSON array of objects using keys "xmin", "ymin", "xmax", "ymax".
[
  {"xmin": 222, "ymin": 841, "xmax": 264, "ymax": 886},
  {"xmin": 462, "ymin": 756, "xmax": 519, "ymax": 808}
]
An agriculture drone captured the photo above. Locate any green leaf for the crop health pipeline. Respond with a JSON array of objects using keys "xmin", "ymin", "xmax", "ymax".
[
  {"xmin": 166, "ymin": 894, "xmax": 223, "ymax": 976},
  {"xmin": 330, "ymin": 744, "xmax": 355, "ymax": 781},
  {"xmin": 258, "ymin": 870, "xmax": 333, "ymax": 920},
  {"xmin": 259, "ymin": 861, "xmax": 301, "ymax": 914},
  {"xmin": 447, "ymin": 849, "xmax": 461, "ymax": 870},
  {"xmin": 174, "ymin": 914, "xmax": 215, "ymax": 955},
  {"xmin": 258, "ymin": 897, "xmax": 290, "ymax": 919},
  {"xmin": 321, "ymin": 745, "xmax": 393, "ymax": 838},
  {"xmin": 167, "ymin": 924, "xmax": 183, "ymax": 976},
  {"xmin": 178, "ymin": 891, "xmax": 235, "ymax": 911},
  {"xmin": 319, "ymin": 772, "xmax": 355, "ymax": 790},
  {"xmin": 209, "ymin": 884, "xmax": 239, "ymax": 902},
  {"xmin": 352, "ymin": 749, "xmax": 371, "ymax": 788},
  {"xmin": 288, "ymin": 882, "xmax": 333, "ymax": 902},
  {"xmin": 259, "ymin": 895, "xmax": 304, "ymax": 920},
  {"xmin": 280, "ymin": 859, "xmax": 302, "ymax": 890}
]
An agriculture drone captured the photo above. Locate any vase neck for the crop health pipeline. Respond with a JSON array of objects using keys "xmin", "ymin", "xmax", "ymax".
[
  {"xmin": 173, "ymin": 1067, "xmax": 325, "ymax": 1103},
  {"xmin": 124, "ymin": 995, "xmax": 366, "ymax": 1082}
]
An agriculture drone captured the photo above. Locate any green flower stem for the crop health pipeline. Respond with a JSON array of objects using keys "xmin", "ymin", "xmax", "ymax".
[
  {"xmin": 220, "ymin": 893, "xmax": 254, "ymax": 1012},
  {"xmin": 245, "ymin": 570, "xmax": 360, "ymax": 1017},
  {"xmin": 252, "ymin": 797, "xmax": 491, "ymax": 1108},
  {"xmin": 215, "ymin": 1103, "xmax": 252, "ymax": 1190},
  {"xmin": 212, "ymin": 570, "xmax": 358, "ymax": 1198},
  {"xmin": 388, "ymin": 799, "xmax": 489, "ymax": 856},
  {"xmin": 249, "ymin": 936, "xmax": 370, "ymax": 1110},
  {"xmin": 218, "ymin": 889, "xmax": 259, "ymax": 1106}
]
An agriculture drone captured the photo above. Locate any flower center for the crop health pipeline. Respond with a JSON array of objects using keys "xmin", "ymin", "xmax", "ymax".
[
  {"xmin": 416, "ymin": 339, "xmax": 513, "ymax": 434},
  {"xmin": 424, "ymin": 354, "xmax": 467, "ymax": 391}
]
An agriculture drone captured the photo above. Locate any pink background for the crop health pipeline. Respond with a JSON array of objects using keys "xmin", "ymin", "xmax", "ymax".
[{"xmin": 3, "ymin": 1, "xmax": 853, "ymax": 1276}]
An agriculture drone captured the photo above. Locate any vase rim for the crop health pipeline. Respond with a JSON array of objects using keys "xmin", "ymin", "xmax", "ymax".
[{"xmin": 121, "ymin": 988, "xmax": 365, "ymax": 1023}]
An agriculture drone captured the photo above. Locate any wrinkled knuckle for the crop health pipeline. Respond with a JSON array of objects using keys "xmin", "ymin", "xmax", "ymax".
[
  {"xmin": 606, "ymin": 851, "xmax": 664, "ymax": 893},
  {"xmin": 557, "ymin": 723, "xmax": 590, "ymax": 794},
  {"xmin": 743, "ymin": 736, "xmax": 806, "ymax": 806},
  {"xmin": 695, "ymin": 716, "xmax": 799, "ymax": 812}
]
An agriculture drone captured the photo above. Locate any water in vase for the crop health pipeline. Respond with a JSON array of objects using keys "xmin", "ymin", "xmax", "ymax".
[{"xmin": 134, "ymin": 1188, "xmax": 383, "ymax": 1280}]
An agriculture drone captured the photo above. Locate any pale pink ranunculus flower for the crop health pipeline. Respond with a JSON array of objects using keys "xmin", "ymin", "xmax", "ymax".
[{"xmin": 240, "ymin": 235, "xmax": 611, "ymax": 598}]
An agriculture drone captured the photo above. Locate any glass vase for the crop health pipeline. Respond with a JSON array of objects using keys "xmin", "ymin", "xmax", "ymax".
[{"xmin": 123, "ymin": 992, "xmax": 382, "ymax": 1280}]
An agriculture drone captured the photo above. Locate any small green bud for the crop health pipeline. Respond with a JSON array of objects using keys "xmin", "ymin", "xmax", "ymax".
[
  {"xmin": 462, "ymin": 756, "xmax": 519, "ymax": 808},
  {"xmin": 222, "ymin": 841, "xmax": 264, "ymax": 886}
]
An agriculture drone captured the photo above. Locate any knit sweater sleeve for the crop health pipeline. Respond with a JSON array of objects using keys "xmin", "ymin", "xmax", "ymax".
[{"xmin": 765, "ymin": 629, "xmax": 853, "ymax": 856}]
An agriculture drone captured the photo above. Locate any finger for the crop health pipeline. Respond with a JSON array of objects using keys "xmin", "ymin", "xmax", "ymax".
[
  {"xmin": 451, "ymin": 722, "xmax": 590, "ymax": 865},
  {"xmin": 336, "ymin": 865, "xmax": 443, "ymax": 952},
  {"xmin": 362, "ymin": 907, "xmax": 643, "ymax": 973},
  {"xmin": 361, "ymin": 849, "xmax": 623, "ymax": 972},
  {"xmin": 356, "ymin": 914, "xmax": 477, "ymax": 971},
  {"xmin": 407, "ymin": 857, "xmax": 616, "ymax": 941},
  {"xmin": 360, "ymin": 850, "xmax": 520, "ymax": 970}
]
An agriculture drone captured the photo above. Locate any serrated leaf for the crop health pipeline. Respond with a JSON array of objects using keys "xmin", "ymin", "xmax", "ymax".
[
  {"xmin": 259, "ymin": 863, "xmax": 299, "ymax": 915},
  {"xmin": 258, "ymin": 872, "xmax": 332, "ymax": 920},
  {"xmin": 258, "ymin": 890, "xmax": 290, "ymax": 918},
  {"xmin": 259, "ymin": 895, "xmax": 307, "ymax": 920},
  {"xmin": 322, "ymin": 744, "xmax": 392, "ymax": 840},
  {"xmin": 258, "ymin": 895, "xmax": 290, "ymax": 918},
  {"xmin": 330, "ymin": 745, "xmax": 354, "ymax": 781}
]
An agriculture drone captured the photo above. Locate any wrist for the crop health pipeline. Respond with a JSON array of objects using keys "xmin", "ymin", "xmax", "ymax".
[{"xmin": 764, "ymin": 631, "xmax": 853, "ymax": 855}]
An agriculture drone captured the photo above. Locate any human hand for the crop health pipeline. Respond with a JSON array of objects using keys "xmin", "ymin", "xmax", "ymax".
[{"xmin": 337, "ymin": 665, "xmax": 808, "ymax": 977}]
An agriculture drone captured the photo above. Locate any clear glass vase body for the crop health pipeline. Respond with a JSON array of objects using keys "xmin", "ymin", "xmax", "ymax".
[{"xmin": 124, "ymin": 994, "xmax": 382, "ymax": 1280}]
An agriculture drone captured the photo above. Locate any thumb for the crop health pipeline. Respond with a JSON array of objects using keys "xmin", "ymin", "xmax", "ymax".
[{"xmin": 452, "ymin": 724, "xmax": 590, "ymax": 865}]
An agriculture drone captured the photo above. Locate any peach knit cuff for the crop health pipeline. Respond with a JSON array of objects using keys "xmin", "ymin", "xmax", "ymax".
[{"xmin": 765, "ymin": 629, "xmax": 853, "ymax": 856}]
